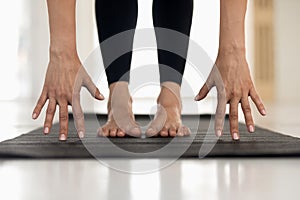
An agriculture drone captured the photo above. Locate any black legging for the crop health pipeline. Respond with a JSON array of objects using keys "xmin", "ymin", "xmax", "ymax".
[{"xmin": 95, "ymin": 0, "xmax": 193, "ymax": 85}]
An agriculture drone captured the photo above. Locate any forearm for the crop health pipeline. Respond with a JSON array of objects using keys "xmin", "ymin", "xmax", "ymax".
[
  {"xmin": 47, "ymin": 0, "xmax": 77, "ymax": 57},
  {"xmin": 219, "ymin": 0, "xmax": 248, "ymax": 53}
]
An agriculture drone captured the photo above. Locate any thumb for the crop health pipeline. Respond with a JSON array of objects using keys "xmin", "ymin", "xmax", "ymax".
[
  {"xmin": 84, "ymin": 77, "xmax": 105, "ymax": 100},
  {"xmin": 195, "ymin": 83, "xmax": 211, "ymax": 101}
]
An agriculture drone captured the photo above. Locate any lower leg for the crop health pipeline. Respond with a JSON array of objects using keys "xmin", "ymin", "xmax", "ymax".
[
  {"xmin": 95, "ymin": 0, "xmax": 140, "ymax": 137},
  {"xmin": 147, "ymin": 0, "xmax": 193, "ymax": 137}
]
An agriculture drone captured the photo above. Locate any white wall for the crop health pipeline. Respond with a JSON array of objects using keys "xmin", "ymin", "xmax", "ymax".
[{"xmin": 274, "ymin": 0, "xmax": 300, "ymax": 103}]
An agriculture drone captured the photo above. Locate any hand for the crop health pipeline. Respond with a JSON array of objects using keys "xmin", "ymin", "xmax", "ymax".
[
  {"xmin": 195, "ymin": 49, "xmax": 266, "ymax": 140},
  {"xmin": 32, "ymin": 53, "xmax": 104, "ymax": 141}
]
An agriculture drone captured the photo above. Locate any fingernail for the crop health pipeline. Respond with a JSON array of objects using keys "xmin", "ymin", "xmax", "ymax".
[
  {"xmin": 233, "ymin": 133, "xmax": 239, "ymax": 140},
  {"xmin": 249, "ymin": 125, "xmax": 255, "ymax": 133},
  {"xmin": 59, "ymin": 134, "xmax": 66, "ymax": 141},
  {"xmin": 32, "ymin": 113, "xmax": 37, "ymax": 119},
  {"xmin": 262, "ymin": 109, "xmax": 267, "ymax": 116},
  {"xmin": 78, "ymin": 131, "xmax": 84, "ymax": 139},
  {"xmin": 216, "ymin": 130, "xmax": 222, "ymax": 137},
  {"xmin": 194, "ymin": 95, "xmax": 199, "ymax": 101},
  {"xmin": 99, "ymin": 93, "xmax": 104, "ymax": 99},
  {"xmin": 44, "ymin": 127, "xmax": 49, "ymax": 134}
]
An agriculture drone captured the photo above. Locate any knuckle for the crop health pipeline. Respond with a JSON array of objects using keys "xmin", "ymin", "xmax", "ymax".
[
  {"xmin": 60, "ymin": 127, "xmax": 67, "ymax": 134},
  {"xmin": 59, "ymin": 114, "xmax": 68, "ymax": 121},
  {"xmin": 74, "ymin": 112, "xmax": 84, "ymax": 120},
  {"xmin": 246, "ymin": 119, "xmax": 254, "ymax": 125},
  {"xmin": 215, "ymin": 109, "xmax": 224, "ymax": 117},
  {"xmin": 72, "ymin": 92, "xmax": 80, "ymax": 99},
  {"xmin": 218, "ymin": 89, "xmax": 227, "ymax": 99},
  {"xmin": 231, "ymin": 90, "xmax": 242, "ymax": 97},
  {"xmin": 243, "ymin": 105, "xmax": 252, "ymax": 114},
  {"xmin": 48, "ymin": 89, "xmax": 55, "ymax": 97},
  {"xmin": 46, "ymin": 107, "xmax": 55, "ymax": 115},
  {"xmin": 258, "ymin": 102, "xmax": 264, "ymax": 109},
  {"xmin": 230, "ymin": 113, "xmax": 238, "ymax": 120},
  {"xmin": 56, "ymin": 90, "xmax": 67, "ymax": 99}
]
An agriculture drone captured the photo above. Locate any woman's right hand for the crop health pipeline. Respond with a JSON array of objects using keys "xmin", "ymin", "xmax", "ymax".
[{"xmin": 32, "ymin": 52, "xmax": 104, "ymax": 141}]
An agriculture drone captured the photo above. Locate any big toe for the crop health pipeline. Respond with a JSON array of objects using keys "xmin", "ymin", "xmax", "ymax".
[
  {"xmin": 146, "ymin": 127, "xmax": 159, "ymax": 137},
  {"xmin": 127, "ymin": 126, "xmax": 141, "ymax": 137}
]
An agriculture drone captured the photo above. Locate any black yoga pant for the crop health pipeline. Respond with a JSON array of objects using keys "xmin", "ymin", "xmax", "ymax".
[{"xmin": 95, "ymin": 0, "xmax": 193, "ymax": 85}]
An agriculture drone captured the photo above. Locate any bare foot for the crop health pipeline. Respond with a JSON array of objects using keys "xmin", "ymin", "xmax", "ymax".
[
  {"xmin": 97, "ymin": 82, "xmax": 141, "ymax": 137},
  {"xmin": 146, "ymin": 82, "xmax": 191, "ymax": 137}
]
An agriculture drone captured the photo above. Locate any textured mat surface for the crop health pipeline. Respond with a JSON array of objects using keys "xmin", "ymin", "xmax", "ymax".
[{"xmin": 1, "ymin": 114, "xmax": 300, "ymax": 158}]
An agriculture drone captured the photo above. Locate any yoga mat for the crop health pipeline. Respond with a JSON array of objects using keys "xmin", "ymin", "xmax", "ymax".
[{"xmin": 1, "ymin": 114, "xmax": 300, "ymax": 158}]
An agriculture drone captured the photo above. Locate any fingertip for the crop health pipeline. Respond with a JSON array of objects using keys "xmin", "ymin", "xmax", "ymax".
[
  {"xmin": 94, "ymin": 89, "xmax": 104, "ymax": 100},
  {"xmin": 59, "ymin": 134, "xmax": 67, "ymax": 141},
  {"xmin": 78, "ymin": 131, "xmax": 85, "ymax": 139},
  {"xmin": 232, "ymin": 132, "xmax": 240, "ymax": 141},
  {"xmin": 99, "ymin": 93, "xmax": 105, "ymax": 100},
  {"xmin": 44, "ymin": 127, "xmax": 49, "ymax": 135},
  {"xmin": 32, "ymin": 113, "xmax": 37, "ymax": 120},
  {"xmin": 261, "ymin": 109, "xmax": 267, "ymax": 116},
  {"xmin": 248, "ymin": 125, "xmax": 255, "ymax": 133},
  {"xmin": 216, "ymin": 130, "xmax": 222, "ymax": 137}
]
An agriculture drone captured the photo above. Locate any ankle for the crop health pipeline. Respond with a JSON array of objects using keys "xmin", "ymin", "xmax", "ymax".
[
  {"xmin": 160, "ymin": 81, "xmax": 181, "ymax": 94},
  {"xmin": 157, "ymin": 83, "xmax": 182, "ymax": 108},
  {"xmin": 109, "ymin": 81, "xmax": 129, "ymax": 91}
]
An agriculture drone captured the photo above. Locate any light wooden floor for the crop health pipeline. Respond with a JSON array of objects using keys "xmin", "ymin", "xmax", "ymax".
[{"xmin": 0, "ymin": 100, "xmax": 299, "ymax": 200}]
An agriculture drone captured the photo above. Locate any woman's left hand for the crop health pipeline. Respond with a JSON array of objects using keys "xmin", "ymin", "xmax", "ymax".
[{"xmin": 195, "ymin": 49, "xmax": 266, "ymax": 140}]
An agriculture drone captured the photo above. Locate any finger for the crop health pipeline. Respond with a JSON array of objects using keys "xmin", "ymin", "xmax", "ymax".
[
  {"xmin": 43, "ymin": 98, "xmax": 56, "ymax": 134},
  {"xmin": 59, "ymin": 103, "xmax": 69, "ymax": 141},
  {"xmin": 229, "ymin": 99, "xmax": 240, "ymax": 141},
  {"xmin": 83, "ymin": 77, "xmax": 104, "ymax": 100},
  {"xmin": 215, "ymin": 93, "xmax": 227, "ymax": 137},
  {"xmin": 195, "ymin": 83, "xmax": 211, "ymax": 101},
  {"xmin": 32, "ymin": 90, "xmax": 47, "ymax": 119},
  {"xmin": 241, "ymin": 97, "xmax": 255, "ymax": 133},
  {"xmin": 250, "ymin": 87, "xmax": 267, "ymax": 116},
  {"xmin": 72, "ymin": 94, "xmax": 85, "ymax": 138}
]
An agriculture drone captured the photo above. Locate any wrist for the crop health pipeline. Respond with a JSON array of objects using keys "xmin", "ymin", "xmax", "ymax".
[
  {"xmin": 49, "ymin": 46, "xmax": 78, "ymax": 60},
  {"xmin": 217, "ymin": 45, "xmax": 246, "ymax": 59}
]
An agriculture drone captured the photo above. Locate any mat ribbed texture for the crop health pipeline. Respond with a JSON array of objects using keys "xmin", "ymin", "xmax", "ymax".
[{"xmin": 1, "ymin": 115, "xmax": 300, "ymax": 158}]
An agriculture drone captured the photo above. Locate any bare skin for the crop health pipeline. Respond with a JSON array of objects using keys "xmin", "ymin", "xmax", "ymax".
[
  {"xmin": 32, "ymin": 0, "xmax": 104, "ymax": 141},
  {"xmin": 146, "ymin": 82, "xmax": 191, "ymax": 137},
  {"xmin": 97, "ymin": 82, "xmax": 141, "ymax": 137},
  {"xmin": 195, "ymin": 0, "xmax": 266, "ymax": 141},
  {"xmin": 34, "ymin": 0, "xmax": 266, "ymax": 141}
]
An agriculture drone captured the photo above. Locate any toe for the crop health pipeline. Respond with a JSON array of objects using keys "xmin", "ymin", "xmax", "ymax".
[
  {"xmin": 97, "ymin": 128, "xmax": 103, "ymax": 136},
  {"xmin": 128, "ymin": 127, "xmax": 141, "ymax": 137},
  {"xmin": 98, "ymin": 126, "xmax": 109, "ymax": 137},
  {"xmin": 117, "ymin": 129, "xmax": 126, "ymax": 137},
  {"xmin": 160, "ymin": 127, "xmax": 169, "ymax": 137},
  {"xmin": 146, "ymin": 127, "xmax": 158, "ymax": 137},
  {"xmin": 177, "ymin": 127, "xmax": 184, "ymax": 137},
  {"xmin": 169, "ymin": 126, "xmax": 177, "ymax": 137},
  {"xmin": 183, "ymin": 126, "xmax": 191, "ymax": 136},
  {"xmin": 110, "ymin": 128, "xmax": 117, "ymax": 137}
]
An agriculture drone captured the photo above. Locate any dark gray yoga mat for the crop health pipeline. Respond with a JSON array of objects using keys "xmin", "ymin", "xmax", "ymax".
[{"xmin": 1, "ymin": 114, "xmax": 300, "ymax": 158}]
